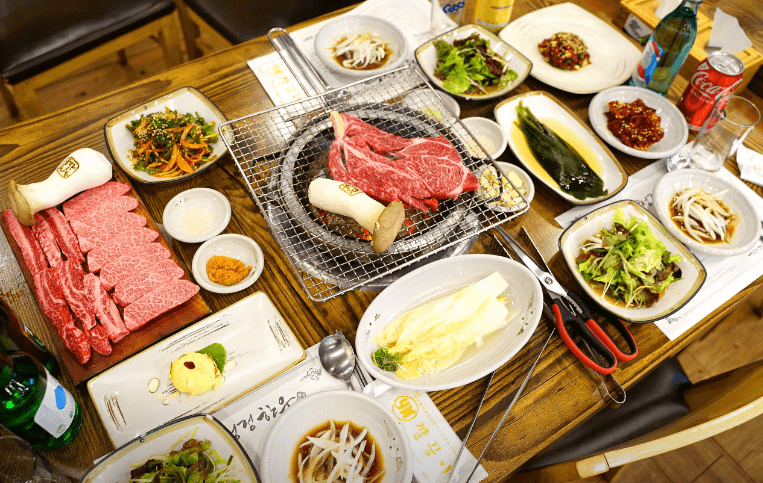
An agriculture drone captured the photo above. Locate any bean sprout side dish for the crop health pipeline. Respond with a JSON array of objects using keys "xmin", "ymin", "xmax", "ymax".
[{"xmin": 670, "ymin": 188, "xmax": 739, "ymax": 244}]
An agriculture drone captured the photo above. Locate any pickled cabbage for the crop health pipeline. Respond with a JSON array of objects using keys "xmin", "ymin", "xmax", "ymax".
[{"xmin": 373, "ymin": 272, "xmax": 517, "ymax": 379}]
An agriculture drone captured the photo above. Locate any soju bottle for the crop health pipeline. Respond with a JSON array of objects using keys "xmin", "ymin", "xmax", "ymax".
[
  {"xmin": 630, "ymin": 0, "xmax": 701, "ymax": 95},
  {"xmin": 0, "ymin": 351, "xmax": 81, "ymax": 450},
  {"xmin": 1, "ymin": 298, "xmax": 59, "ymax": 376}
]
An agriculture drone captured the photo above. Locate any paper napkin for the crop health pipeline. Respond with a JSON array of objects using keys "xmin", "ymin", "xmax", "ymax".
[
  {"xmin": 708, "ymin": 8, "xmax": 752, "ymax": 54},
  {"xmin": 737, "ymin": 145, "xmax": 763, "ymax": 187}
]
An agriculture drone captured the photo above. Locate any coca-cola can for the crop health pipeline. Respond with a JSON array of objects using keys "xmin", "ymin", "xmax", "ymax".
[{"xmin": 677, "ymin": 51, "xmax": 745, "ymax": 132}]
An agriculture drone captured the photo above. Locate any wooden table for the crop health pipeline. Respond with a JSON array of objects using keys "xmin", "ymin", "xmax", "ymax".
[{"xmin": 1, "ymin": 0, "xmax": 762, "ymax": 480}]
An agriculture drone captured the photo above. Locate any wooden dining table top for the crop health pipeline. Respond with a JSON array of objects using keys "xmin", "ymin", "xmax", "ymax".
[{"xmin": 1, "ymin": 0, "xmax": 762, "ymax": 480}]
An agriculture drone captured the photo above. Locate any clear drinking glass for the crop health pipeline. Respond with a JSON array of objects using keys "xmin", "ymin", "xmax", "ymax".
[
  {"xmin": 0, "ymin": 435, "xmax": 72, "ymax": 483},
  {"xmin": 666, "ymin": 95, "xmax": 761, "ymax": 172}
]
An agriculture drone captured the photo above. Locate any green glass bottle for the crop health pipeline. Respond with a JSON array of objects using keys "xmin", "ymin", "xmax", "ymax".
[
  {"xmin": 0, "ymin": 298, "xmax": 59, "ymax": 376},
  {"xmin": 629, "ymin": 0, "xmax": 701, "ymax": 95},
  {"xmin": 0, "ymin": 351, "xmax": 81, "ymax": 450}
]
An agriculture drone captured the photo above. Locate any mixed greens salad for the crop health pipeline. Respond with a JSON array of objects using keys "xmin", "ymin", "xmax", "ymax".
[
  {"xmin": 129, "ymin": 437, "xmax": 240, "ymax": 483},
  {"xmin": 577, "ymin": 209, "xmax": 683, "ymax": 308},
  {"xmin": 433, "ymin": 33, "xmax": 517, "ymax": 95}
]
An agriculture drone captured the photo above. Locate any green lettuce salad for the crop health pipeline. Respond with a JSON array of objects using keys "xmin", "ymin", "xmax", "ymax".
[
  {"xmin": 433, "ymin": 34, "xmax": 517, "ymax": 95},
  {"xmin": 577, "ymin": 209, "xmax": 683, "ymax": 308}
]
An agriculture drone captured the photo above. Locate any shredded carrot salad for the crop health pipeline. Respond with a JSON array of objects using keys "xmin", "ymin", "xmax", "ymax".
[{"xmin": 126, "ymin": 107, "xmax": 218, "ymax": 178}]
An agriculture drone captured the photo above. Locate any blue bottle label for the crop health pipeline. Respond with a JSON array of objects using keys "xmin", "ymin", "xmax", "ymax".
[{"xmin": 635, "ymin": 40, "xmax": 663, "ymax": 85}]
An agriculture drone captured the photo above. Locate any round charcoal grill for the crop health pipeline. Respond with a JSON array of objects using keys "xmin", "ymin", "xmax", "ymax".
[{"xmin": 277, "ymin": 103, "xmax": 472, "ymax": 262}]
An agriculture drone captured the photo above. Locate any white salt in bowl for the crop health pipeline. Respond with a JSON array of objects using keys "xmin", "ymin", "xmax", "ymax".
[{"xmin": 162, "ymin": 188, "xmax": 231, "ymax": 243}]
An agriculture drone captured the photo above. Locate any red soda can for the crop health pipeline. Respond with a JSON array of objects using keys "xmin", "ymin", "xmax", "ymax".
[{"xmin": 677, "ymin": 51, "xmax": 744, "ymax": 132}]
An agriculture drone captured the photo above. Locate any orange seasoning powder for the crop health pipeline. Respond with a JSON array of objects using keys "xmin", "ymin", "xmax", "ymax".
[{"xmin": 206, "ymin": 255, "xmax": 252, "ymax": 286}]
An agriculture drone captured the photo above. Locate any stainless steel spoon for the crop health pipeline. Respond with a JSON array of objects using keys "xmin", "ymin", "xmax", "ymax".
[{"xmin": 318, "ymin": 331, "xmax": 356, "ymax": 390}]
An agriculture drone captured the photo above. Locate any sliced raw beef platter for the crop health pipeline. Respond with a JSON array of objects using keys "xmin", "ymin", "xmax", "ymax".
[{"xmin": 0, "ymin": 169, "xmax": 210, "ymax": 384}]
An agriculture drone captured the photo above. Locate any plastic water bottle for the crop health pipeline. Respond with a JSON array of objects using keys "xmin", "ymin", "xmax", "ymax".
[
  {"xmin": 630, "ymin": 0, "xmax": 701, "ymax": 95},
  {"xmin": 0, "ymin": 351, "xmax": 81, "ymax": 449}
]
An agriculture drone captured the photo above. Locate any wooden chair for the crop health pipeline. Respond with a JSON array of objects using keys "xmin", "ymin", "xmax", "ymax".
[
  {"xmin": 174, "ymin": 0, "xmax": 360, "ymax": 58},
  {"xmin": 509, "ymin": 357, "xmax": 763, "ymax": 482},
  {"xmin": 0, "ymin": 0, "xmax": 185, "ymax": 120}
]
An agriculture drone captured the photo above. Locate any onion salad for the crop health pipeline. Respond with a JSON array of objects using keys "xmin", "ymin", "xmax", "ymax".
[
  {"xmin": 670, "ymin": 188, "xmax": 739, "ymax": 243},
  {"xmin": 332, "ymin": 33, "xmax": 391, "ymax": 70}
]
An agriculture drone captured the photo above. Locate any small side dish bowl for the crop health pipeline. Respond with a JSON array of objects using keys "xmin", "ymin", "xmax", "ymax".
[
  {"xmin": 314, "ymin": 15, "xmax": 408, "ymax": 78},
  {"xmin": 104, "ymin": 87, "xmax": 228, "ymax": 184},
  {"xmin": 260, "ymin": 390, "xmax": 413, "ymax": 483},
  {"xmin": 589, "ymin": 86, "xmax": 689, "ymax": 159},
  {"xmin": 652, "ymin": 170, "xmax": 760, "ymax": 257},
  {"xmin": 476, "ymin": 161, "xmax": 534, "ymax": 212},
  {"xmin": 163, "ymin": 188, "xmax": 231, "ymax": 243},
  {"xmin": 462, "ymin": 117, "xmax": 507, "ymax": 159},
  {"xmin": 559, "ymin": 200, "xmax": 706, "ymax": 323},
  {"xmin": 80, "ymin": 414, "xmax": 260, "ymax": 483},
  {"xmin": 415, "ymin": 23, "xmax": 532, "ymax": 101},
  {"xmin": 192, "ymin": 234, "xmax": 264, "ymax": 294}
]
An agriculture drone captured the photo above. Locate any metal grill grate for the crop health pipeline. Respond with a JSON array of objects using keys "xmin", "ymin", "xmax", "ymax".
[{"xmin": 221, "ymin": 66, "xmax": 528, "ymax": 301}]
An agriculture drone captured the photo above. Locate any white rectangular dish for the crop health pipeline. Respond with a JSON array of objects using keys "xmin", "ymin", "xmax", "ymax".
[{"xmin": 87, "ymin": 292, "xmax": 306, "ymax": 447}]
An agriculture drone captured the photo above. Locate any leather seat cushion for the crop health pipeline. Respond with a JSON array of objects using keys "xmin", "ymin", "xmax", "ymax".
[
  {"xmin": 185, "ymin": 0, "xmax": 360, "ymax": 44},
  {"xmin": 0, "ymin": 0, "xmax": 175, "ymax": 84},
  {"xmin": 521, "ymin": 357, "xmax": 692, "ymax": 471}
]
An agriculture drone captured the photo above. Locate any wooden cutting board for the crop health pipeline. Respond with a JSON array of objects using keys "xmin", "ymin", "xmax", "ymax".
[{"xmin": 1, "ymin": 167, "xmax": 210, "ymax": 384}]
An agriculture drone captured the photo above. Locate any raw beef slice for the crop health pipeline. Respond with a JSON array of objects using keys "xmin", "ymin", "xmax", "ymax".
[
  {"xmin": 123, "ymin": 279, "xmax": 199, "ymax": 331},
  {"xmin": 57, "ymin": 259, "xmax": 95, "ymax": 329},
  {"xmin": 114, "ymin": 259, "xmax": 185, "ymax": 306},
  {"xmin": 4, "ymin": 209, "xmax": 47, "ymax": 275},
  {"xmin": 42, "ymin": 207, "xmax": 84, "ymax": 262},
  {"xmin": 31, "ymin": 213, "xmax": 63, "ymax": 270},
  {"xmin": 86, "ymin": 227, "xmax": 159, "ymax": 272},
  {"xmin": 328, "ymin": 112, "xmax": 478, "ymax": 212},
  {"xmin": 63, "ymin": 195, "xmax": 139, "ymax": 226},
  {"xmin": 86, "ymin": 325, "xmax": 112, "ymax": 356},
  {"xmin": 69, "ymin": 211, "xmax": 147, "ymax": 253},
  {"xmin": 58, "ymin": 322, "xmax": 91, "ymax": 364},
  {"xmin": 32, "ymin": 268, "xmax": 74, "ymax": 329},
  {"xmin": 91, "ymin": 281, "xmax": 129, "ymax": 343},
  {"xmin": 62, "ymin": 181, "xmax": 131, "ymax": 216},
  {"xmin": 98, "ymin": 243, "xmax": 171, "ymax": 290}
]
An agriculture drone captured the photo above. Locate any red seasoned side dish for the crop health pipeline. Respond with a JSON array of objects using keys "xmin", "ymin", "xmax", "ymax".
[
  {"xmin": 538, "ymin": 32, "xmax": 590, "ymax": 71},
  {"xmin": 605, "ymin": 99, "xmax": 665, "ymax": 151}
]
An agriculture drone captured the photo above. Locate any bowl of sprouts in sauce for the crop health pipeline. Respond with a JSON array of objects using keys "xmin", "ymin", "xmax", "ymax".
[
  {"xmin": 314, "ymin": 15, "xmax": 408, "ymax": 78},
  {"xmin": 260, "ymin": 390, "xmax": 413, "ymax": 483}
]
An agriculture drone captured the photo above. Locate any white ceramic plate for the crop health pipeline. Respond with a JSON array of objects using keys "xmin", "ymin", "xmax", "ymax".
[
  {"xmin": 81, "ymin": 414, "xmax": 260, "ymax": 483},
  {"xmin": 461, "ymin": 117, "xmax": 507, "ymax": 159},
  {"xmin": 494, "ymin": 91, "xmax": 627, "ymax": 205},
  {"xmin": 192, "ymin": 234, "xmax": 264, "ymax": 294},
  {"xmin": 589, "ymin": 86, "xmax": 689, "ymax": 159},
  {"xmin": 105, "ymin": 87, "xmax": 228, "ymax": 184},
  {"xmin": 163, "ymin": 188, "xmax": 231, "ymax": 243},
  {"xmin": 314, "ymin": 15, "xmax": 408, "ymax": 78},
  {"xmin": 260, "ymin": 390, "xmax": 413, "ymax": 483},
  {"xmin": 415, "ymin": 23, "xmax": 532, "ymax": 101},
  {"xmin": 652, "ymin": 170, "xmax": 761, "ymax": 256},
  {"xmin": 499, "ymin": 3, "xmax": 641, "ymax": 94},
  {"xmin": 87, "ymin": 292, "xmax": 305, "ymax": 447},
  {"xmin": 559, "ymin": 200, "xmax": 706, "ymax": 323},
  {"xmin": 355, "ymin": 254, "xmax": 543, "ymax": 391}
]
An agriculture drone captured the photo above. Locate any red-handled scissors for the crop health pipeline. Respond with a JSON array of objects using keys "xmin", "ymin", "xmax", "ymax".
[{"xmin": 496, "ymin": 227, "xmax": 638, "ymax": 375}]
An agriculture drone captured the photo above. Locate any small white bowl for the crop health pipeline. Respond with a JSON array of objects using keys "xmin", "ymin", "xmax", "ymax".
[
  {"xmin": 260, "ymin": 390, "xmax": 413, "ymax": 483},
  {"xmin": 496, "ymin": 161, "xmax": 535, "ymax": 204},
  {"xmin": 652, "ymin": 170, "xmax": 761, "ymax": 257},
  {"xmin": 192, "ymin": 234, "xmax": 264, "ymax": 294},
  {"xmin": 314, "ymin": 15, "xmax": 408, "ymax": 78},
  {"xmin": 462, "ymin": 117, "xmax": 507, "ymax": 159},
  {"xmin": 162, "ymin": 188, "xmax": 231, "ymax": 243}
]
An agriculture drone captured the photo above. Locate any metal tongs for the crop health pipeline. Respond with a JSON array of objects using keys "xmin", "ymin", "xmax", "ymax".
[{"xmin": 492, "ymin": 227, "xmax": 627, "ymax": 406}]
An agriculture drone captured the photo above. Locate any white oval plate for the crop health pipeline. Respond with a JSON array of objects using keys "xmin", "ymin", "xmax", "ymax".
[
  {"xmin": 104, "ymin": 87, "xmax": 228, "ymax": 184},
  {"xmin": 163, "ymin": 188, "xmax": 231, "ymax": 243},
  {"xmin": 314, "ymin": 15, "xmax": 408, "ymax": 79},
  {"xmin": 494, "ymin": 91, "xmax": 627, "ymax": 205},
  {"xmin": 559, "ymin": 200, "xmax": 706, "ymax": 323},
  {"xmin": 192, "ymin": 234, "xmax": 264, "ymax": 294},
  {"xmin": 415, "ymin": 23, "xmax": 532, "ymax": 101},
  {"xmin": 355, "ymin": 254, "xmax": 543, "ymax": 391},
  {"xmin": 260, "ymin": 391, "xmax": 413, "ymax": 483},
  {"xmin": 499, "ymin": 3, "xmax": 641, "ymax": 94},
  {"xmin": 653, "ymin": 170, "xmax": 760, "ymax": 256},
  {"xmin": 589, "ymin": 86, "xmax": 689, "ymax": 159}
]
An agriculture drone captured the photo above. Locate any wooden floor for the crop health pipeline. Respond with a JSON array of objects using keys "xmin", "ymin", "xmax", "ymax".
[{"xmin": 1, "ymin": 32, "xmax": 762, "ymax": 483}]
